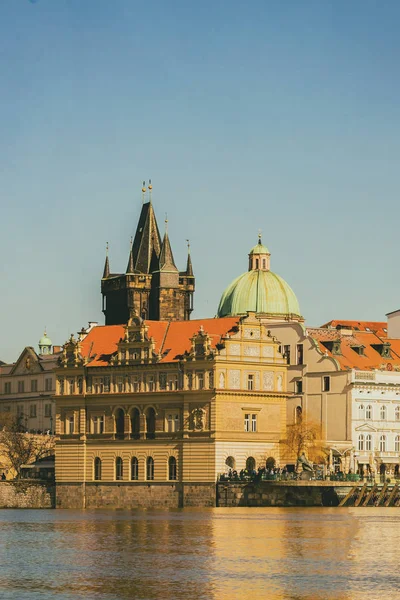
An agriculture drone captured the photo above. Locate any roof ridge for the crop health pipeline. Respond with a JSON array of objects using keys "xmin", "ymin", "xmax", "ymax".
[{"xmin": 160, "ymin": 321, "xmax": 171, "ymax": 355}]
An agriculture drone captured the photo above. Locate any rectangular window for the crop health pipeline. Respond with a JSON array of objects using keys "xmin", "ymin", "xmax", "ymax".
[
  {"xmin": 167, "ymin": 413, "xmax": 180, "ymax": 433},
  {"xmin": 247, "ymin": 374, "xmax": 254, "ymax": 391},
  {"xmin": 94, "ymin": 378, "xmax": 104, "ymax": 394},
  {"xmin": 17, "ymin": 405, "xmax": 24, "ymax": 418},
  {"xmin": 133, "ymin": 377, "xmax": 140, "ymax": 393},
  {"xmin": 322, "ymin": 376, "xmax": 330, "ymax": 392},
  {"xmin": 68, "ymin": 379, "xmax": 74, "ymax": 395},
  {"xmin": 167, "ymin": 376, "xmax": 178, "ymax": 391},
  {"xmin": 244, "ymin": 413, "xmax": 250, "ymax": 432},
  {"xmin": 117, "ymin": 377, "xmax": 123, "ymax": 393},
  {"xmin": 296, "ymin": 344, "xmax": 304, "ymax": 365},
  {"xmin": 44, "ymin": 404, "xmax": 52, "ymax": 418},
  {"xmin": 4, "ymin": 382, "xmax": 11, "ymax": 394},
  {"xmin": 197, "ymin": 372, "xmax": 204, "ymax": 390},
  {"xmin": 283, "ymin": 345, "xmax": 291, "ymax": 365},
  {"xmin": 67, "ymin": 416, "xmax": 74, "ymax": 434},
  {"xmin": 148, "ymin": 376, "xmax": 155, "ymax": 392},
  {"xmin": 187, "ymin": 372, "xmax": 193, "ymax": 390},
  {"xmin": 45, "ymin": 378, "xmax": 52, "ymax": 391},
  {"xmin": 18, "ymin": 381, "xmax": 25, "ymax": 393},
  {"xmin": 29, "ymin": 404, "xmax": 37, "ymax": 418},
  {"xmin": 295, "ymin": 380, "xmax": 303, "ymax": 394},
  {"xmin": 31, "ymin": 380, "xmax": 38, "ymax": 393},
  {"xmin": 159, "ymin": 373, "xmax": 167, "ymax": 391},
  {"xmin": 93, "ymin": 415, "xmax": 104, "ymax": 434},
  {"xmin": 251, "ymin": 414, "xmax": 257, "ymax": 432}
]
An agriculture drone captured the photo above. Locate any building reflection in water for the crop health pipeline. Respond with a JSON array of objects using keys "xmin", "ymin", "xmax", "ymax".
[{"xmin": 0, "ymin": 508, "xmax": 399, "ymax": 600}]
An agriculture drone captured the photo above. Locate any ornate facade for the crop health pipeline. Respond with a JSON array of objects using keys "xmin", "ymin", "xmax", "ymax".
[
  {"xmin": 55, "ymin": 313, "xmax": 288, "ymax": 508},
  {"xmin": 101, "ymin": 183, "xmax": 194, "ymax": 325}
]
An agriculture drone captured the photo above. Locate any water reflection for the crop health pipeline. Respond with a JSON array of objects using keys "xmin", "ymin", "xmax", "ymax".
[{"xmin": 0, "ymin": 508, "xmax": 398, "ymax": 599}]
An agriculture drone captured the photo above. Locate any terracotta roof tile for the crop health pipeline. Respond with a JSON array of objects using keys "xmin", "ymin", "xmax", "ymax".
[
  {"xmin": 320, "ymin": 319, "xmax": 387, "ymax": 338},
  {"xmin": 80, "ymin": 318, "xmax": 240, "ymax": 367},
  {"xmin": 307, "ymin": 328, "xmax": 400, "ymax": 371}
]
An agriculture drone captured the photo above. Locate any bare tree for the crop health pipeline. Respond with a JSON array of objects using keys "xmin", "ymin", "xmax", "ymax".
[
  {"xmin": 283, "ymin": 417, "xmax": 322, "ymax": 470},
  {"xmin": 0, "ymin": 413, "xmax": 55, "ymax": 478}
]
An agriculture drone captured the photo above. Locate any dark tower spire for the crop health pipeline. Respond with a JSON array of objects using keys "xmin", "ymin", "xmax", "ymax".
[
  {"xmin": 185, "ymin": 239, "xmax": 194, "ymax": 277},
  {"xmin": 103, "ymin": 243, "xmax": 110, "ymax": 278},
  {"xmin": 126, "ymin": 237, "xmax": 135, "ymax": 273},
  {"xmin": 132, "ymin": 181, "xmax": 162, "ymax": 273},
  {"xmin": 159, "ymin": 217, "xmax": 178, "ymax": 271}
]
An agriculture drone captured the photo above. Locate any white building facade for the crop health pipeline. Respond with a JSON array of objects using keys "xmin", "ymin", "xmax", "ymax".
[{"xmin": 351, "ymin": 369, "xmax": 400, "ymax": 477}]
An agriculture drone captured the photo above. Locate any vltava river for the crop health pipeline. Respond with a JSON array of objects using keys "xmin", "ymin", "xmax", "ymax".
[{"xmin": 0, "ymin": 508, "xmax": 398, "ymax": 600}]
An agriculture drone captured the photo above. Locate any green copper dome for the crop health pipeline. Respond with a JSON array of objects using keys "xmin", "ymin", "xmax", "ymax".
[
  {"xmin": 249, "ymin": 240, "xmax": 270, "ymax": 255},
  {"xmin": 39, "ymin": 332, "xmax": 52, "ymax": 347},
  {"xmin": 217, "ymin": 269, "xmax": 301, "ymax": 318}
]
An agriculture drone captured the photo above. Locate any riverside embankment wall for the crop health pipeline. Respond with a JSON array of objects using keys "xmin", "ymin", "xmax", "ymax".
[
  {"xmin": 216, "ymin": 481, "xmax": 355, "ymax": 507},
  {"xmin": 0, "ymin": 481, "xmax": 55, "ymax": 508}
]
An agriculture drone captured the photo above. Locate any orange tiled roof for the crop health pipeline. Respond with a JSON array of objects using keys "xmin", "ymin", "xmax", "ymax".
[
  {"xmin": 80, "ymin": 318, "xmax": 240, "ymax": 367},
  {"xmin": 320, "ymin": 319, "xmax": 387, "ymax": 338},
  {"xmin": 307, "ymin": 327, "xmax": 400, "ymax": 371}
]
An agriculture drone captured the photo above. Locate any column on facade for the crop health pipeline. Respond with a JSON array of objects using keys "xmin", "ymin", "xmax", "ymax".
[
  {"xmin": 139, "ymin": 412, "xmax": 146, "ymax": 439},
  {"xmin": 79, "ymin": 408, "xmax": 86, "ymax": 436},
  {"xmin": 124, "ymin": 412, "xmax": 131, "ymax": 439},
  {"xmin": 183, "ymin": 400, "xmax": 190, "ymax": 438}
]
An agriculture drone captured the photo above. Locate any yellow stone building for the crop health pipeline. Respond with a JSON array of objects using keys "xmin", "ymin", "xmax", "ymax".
[{"xmin": 55, "ymin": 313, "xmax": 288, "ymax": 508}]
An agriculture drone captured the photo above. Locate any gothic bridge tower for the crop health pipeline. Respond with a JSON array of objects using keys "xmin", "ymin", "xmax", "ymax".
[{"xmin": 101, "ymin": 182, "xmax": 195, "ymax": 325}]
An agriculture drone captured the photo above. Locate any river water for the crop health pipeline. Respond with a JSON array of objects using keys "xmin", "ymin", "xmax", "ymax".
[{"xmin": 0, "ymin": 508, "xmax": 398, "ymax": 600}]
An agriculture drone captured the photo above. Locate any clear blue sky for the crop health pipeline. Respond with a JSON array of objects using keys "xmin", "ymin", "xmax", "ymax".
[{"xmin": 1, "ymin": 0, "xmax": 400, "ymax": 362}]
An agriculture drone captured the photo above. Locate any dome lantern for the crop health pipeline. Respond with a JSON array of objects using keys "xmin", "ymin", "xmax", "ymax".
[
  {"xmin": 39, "ymin": 331, "xmax": 53, "ymax": 355},
  {"xmin": 248, "ymin": 234, "xmax": 270, "ymax": 271}
]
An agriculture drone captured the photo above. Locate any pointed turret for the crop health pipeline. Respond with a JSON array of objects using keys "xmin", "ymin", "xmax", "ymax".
[
  {"xmin": 103, "ymin": 243, "xmax": 110, "ymax": 278},
  {"xmin": 185, "ymin": 240, "xmax": 194, "ymax": 277},
  {"xmin": 132, "ymin": 181, "xmax": 162, "ymax": 273},
  {"xmin": 159, "ymin": 219, "xmax": 178, "ymax": 272},
  {"xmin": 126, "ymin": 238, "xmax": 135, "ymax": 273}
]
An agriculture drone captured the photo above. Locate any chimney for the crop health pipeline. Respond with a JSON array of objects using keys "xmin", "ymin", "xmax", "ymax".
[{"xmin": 387, "ymin": 310, "xmax": 400, "ymax": 339}]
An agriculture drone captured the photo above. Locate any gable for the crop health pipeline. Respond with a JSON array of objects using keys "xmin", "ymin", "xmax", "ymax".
[
  {"xmin": 355, "ymin": 423, "xmax": 377, "ymax": 433},
  {"xmin": 10, "ymin": 347, "xmax": 42, "ymax": 376}
]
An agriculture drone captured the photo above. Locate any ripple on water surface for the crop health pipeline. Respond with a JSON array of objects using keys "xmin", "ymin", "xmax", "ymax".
[{"xmin": 0, "ymin": 508, "xmax": 398, "ymax": 600}]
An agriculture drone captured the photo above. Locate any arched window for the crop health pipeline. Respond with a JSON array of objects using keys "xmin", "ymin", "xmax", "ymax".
[
  {"xmin": 379, "ymin": 435, "xmax": 386, "ymax": 452},
  {"xmin": 395, "ymin": 406, "xmax": 400, "ymax": 421},
  {"xmin": 295, "ymin": 406, "xmax": 302, "ymax": 424},
  {"xmin": 358, "ymin": 434, "xmax": 364, "ymax": 451},
  {"xmin": 115, "ymin": 408, "xmax": 125, "ymax": 438},
  {"xmin": 358, "ymin": 404, "xmax": 365, "ymax": 420},
  {"xmin": 246, "ymin": 457, "xmax": 256, "ymax": 472},
  {"xmin": 380, "ymin": 405, "xmax": 387, "ymax": 421},
  {"xmin": 115, "ymin": 456, "xmax": 123, "ymax": 480},
  {"xmin": 146, "ymin": 407, "xmax": 156, "ymax": 439},
  {"xmin": 131, "ymin": 408, "xmax": 140, "ymax": 439},
  {"xmin": 131, "ymin": 456, "xmax": 138, "ymax": 480},
  {"xmin": 94, "ymin": 457, "xmax": 102, "ymax": 481},
  {"xmin": 365, "ymin": 434, "xmax": 372, "ymax": 451},
  {"xmin": 395, "ymin": 436, "xmax": 400, "ymax": 453},
  {"xmin": 366, "ymin": 405, "xmax": 372, "ymax": 420},
  {"xmin": 225, "ymin": 456, "xmax": 236, "ymax": 470},
  {"xmin": 146, "ymin": 456, "xmax": 154, "ymax": 480},
  {"xmin": 168, "ymin": 456, "xmax": 177, "ymax": 481}
]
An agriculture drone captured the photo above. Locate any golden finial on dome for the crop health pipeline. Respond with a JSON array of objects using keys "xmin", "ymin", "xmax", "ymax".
[{"xmin": 148, "ymin": 178, "xmax": 152, "ymax": 190}]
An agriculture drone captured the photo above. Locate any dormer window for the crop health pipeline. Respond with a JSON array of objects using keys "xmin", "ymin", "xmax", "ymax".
[{"xmin": 351, "ymin": 345, "xmax": 365, "ymax": 356}]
